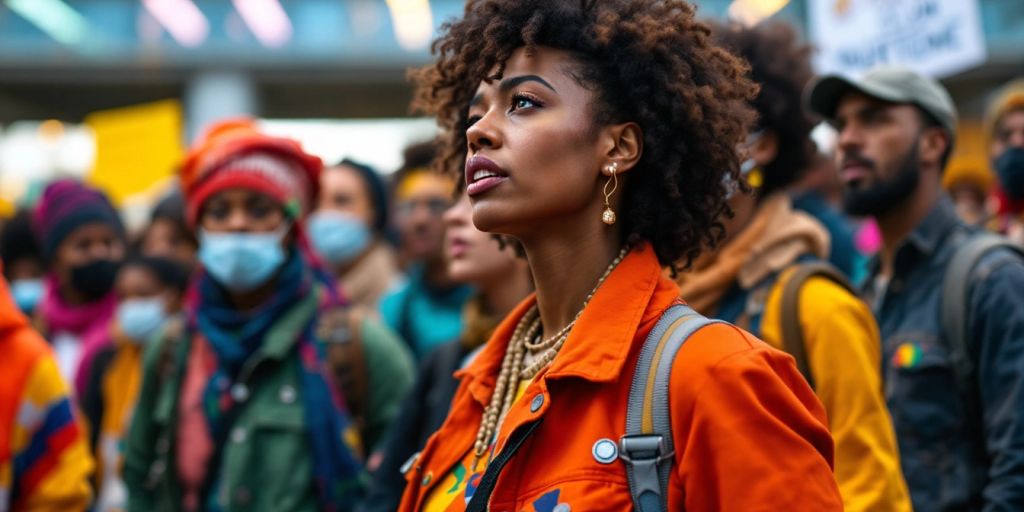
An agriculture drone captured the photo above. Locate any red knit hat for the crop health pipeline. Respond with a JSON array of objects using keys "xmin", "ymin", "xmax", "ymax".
[{"xmin": 180, "ymin": 118, "xmax": 322, "ymax": 226}]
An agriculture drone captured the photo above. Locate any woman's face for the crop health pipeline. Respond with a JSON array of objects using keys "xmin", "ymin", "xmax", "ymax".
[
  {"xmin": 317, "ymin": 164, "xmax": 375, "ymax": 228},
  {"xmin": 199, "ymin": 188, "xmax": 288, "ymax": 235},
  {"xmin": 464, "ymin": 47, "xmax": 609, "ymax": 236},
  {"xmin": 443, "ymin": 193, "xmax": 520, "ymax": 285},
  {"xmin": 54, "ymin": 222, "xmax": 125, "ymax": 285},
  {"xmin": 141, "ymin": 218, "xmax": 197, "ymax": 267}
]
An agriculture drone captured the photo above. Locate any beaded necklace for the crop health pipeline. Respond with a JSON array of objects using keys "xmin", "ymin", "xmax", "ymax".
[{"xmin": 472, "ymin": 246, "xmax": 630, "ymax": 460}]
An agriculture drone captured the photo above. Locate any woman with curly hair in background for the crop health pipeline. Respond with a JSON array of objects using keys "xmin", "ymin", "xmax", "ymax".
[{"xmin": 398, "ymin": 1, "xmax": 843, "ymax": 511}]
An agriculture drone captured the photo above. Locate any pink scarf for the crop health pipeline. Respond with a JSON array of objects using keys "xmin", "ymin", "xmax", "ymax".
[{"xmin": 38, "ymin": 275, "xmax": 117, "ymax": 396}]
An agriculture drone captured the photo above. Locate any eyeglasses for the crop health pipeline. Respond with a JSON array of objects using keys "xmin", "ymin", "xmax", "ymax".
[{"xmin": 395, "ymin": 197, "xmax": 452, "ymax": 217}]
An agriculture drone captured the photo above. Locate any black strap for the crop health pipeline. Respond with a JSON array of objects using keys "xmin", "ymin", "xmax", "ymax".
[
  {"xmin": 465, "ymin": 419, "xmax": 543, "ymax": 512},
  {"xmin": 779, "ymin": 261, "xmax": 854, "ymax": 390}
]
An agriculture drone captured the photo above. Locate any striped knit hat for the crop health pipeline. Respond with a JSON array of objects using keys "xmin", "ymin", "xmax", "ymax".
[
  {"xmin": 180, "ymin": 118, "xmax": 322, "ymax": 226},
  {"xmin": 32, "ymin": 179, "xmax": 124, "ymax": 261}
]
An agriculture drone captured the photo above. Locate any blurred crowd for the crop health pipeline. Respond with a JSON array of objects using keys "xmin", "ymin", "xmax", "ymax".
[{"xmin": 1, "ymin": 3, "xmax": 1023, "ymax": 512}]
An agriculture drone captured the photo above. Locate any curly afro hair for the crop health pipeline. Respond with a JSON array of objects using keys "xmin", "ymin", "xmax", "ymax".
[
  {"xmin": 412, "ymin": 0, "xmax": 757, "ymax": 270},
  {"xmin": 710, "ymin": 20, "xmax": 816, "ymax": 197}
]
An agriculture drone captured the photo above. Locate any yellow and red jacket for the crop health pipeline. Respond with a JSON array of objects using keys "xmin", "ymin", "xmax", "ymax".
[
  {"xmin": 0, "ymin": 276, "xmax": 93, "ymax": 511},
  {"xmin": 399, "ymin": 244, "xmax": 842, "ymax": 511}
]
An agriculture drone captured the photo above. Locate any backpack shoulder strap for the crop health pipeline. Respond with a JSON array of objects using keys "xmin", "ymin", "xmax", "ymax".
[
  {"xmin": 941, "ymin": 234, "xmax": 1024, "ymax": 393},
  {"xmin": 779, "ymin": 261, "xmax": 854, "ymax": 389},
  {"xmin": 622, "ymin": 304, "xmax": 723, "ymax": 512}
]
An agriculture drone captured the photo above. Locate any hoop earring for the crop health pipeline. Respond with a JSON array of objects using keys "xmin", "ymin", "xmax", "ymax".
[{"xmin": 602, "ymin": 162, "xmax": 619, "ymax": 225}]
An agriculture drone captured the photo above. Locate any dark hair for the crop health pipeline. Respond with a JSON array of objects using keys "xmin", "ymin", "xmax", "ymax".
[
  {"xmin": 412, "ymin": 0, "xmax": 757, "ymax": 269},
  {"xmin": 391, "ymin": 140, "xmax": 441, "ymax": 192},
  {"xmin": 1, "ymin": 209, "xmax": 43, "ymax": 277},
  {"xmin": 121, "ymin": 253, "xmax": 190, "ymax": 293},
  {"xmin": 332, "ymin": 158, "xmax": 390, "ymax": 234},
  {"xmin": 917, "ymin": 108, "xmax": 953, "ymax": 171},
  {"xmin": 143, "ymin": 189, "xmax": 197, "ymax": 249},
  {"xmin": 710, "ymin": 20, "xmax": 815, "ymax": 196}
]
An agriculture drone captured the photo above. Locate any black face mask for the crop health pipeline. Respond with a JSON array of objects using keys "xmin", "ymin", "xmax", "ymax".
[{"xmin": 70, "ymin": 259, "xmax": 120, "ymax": 301}]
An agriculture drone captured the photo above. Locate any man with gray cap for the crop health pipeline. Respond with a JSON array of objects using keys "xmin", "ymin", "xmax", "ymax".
[{"xmin": 807, "ymin": 66, "xmax": 1024, "ymax": 511}]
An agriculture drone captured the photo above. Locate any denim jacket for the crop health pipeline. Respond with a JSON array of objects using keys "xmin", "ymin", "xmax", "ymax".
[{"xmin": 863, "ymin": 197, "xmax": 1024, "ymax": 512}]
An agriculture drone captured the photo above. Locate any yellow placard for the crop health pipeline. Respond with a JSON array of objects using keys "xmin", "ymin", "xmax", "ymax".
[{"xmin": 85, "ymin": 99, "xmax": 184, "ymax": 205}]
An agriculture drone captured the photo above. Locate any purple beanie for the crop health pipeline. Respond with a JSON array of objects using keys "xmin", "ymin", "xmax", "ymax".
[{"xmin": 32, "ymin": 179, "xmax": 125, "ymax": 261}]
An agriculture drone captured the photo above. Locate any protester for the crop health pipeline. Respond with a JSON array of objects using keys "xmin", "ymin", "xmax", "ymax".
[
  {"xmin": 400, "ymin": 1, "xmax": 843, "ymax": 510},
  {"xmin": 360, "ymin": 192, "xmax": 533, "ymax": 512},
  {"xmin": 808, "ymin": 65, "xmax": 1024, "ymax": 511},
  {"xmin": 381, "ymin": 143, "xmax": 472, "ymax": 358},
  {"xmin": 123, "ymin": 119, "xmax": 402, "ymax": 511},
  {"xmin": 1, "ymin": 209, "xmax": 47, "ymax": 315},
  {"xmin": 82, "ymin": 254, "xmax": 189, "ymax": 512},
  {"xmin": 137, "ymin": 189, "xmax": 199, "ymax": 271},
  {"xmin": 32, "ymin": 179, "xmax": 127, "ymax": 396},
  {"xmin": 672, "ymin": 21, "xmax": 909, "ymax": 511},
  {"xmin": 0, "ymin": 274, "xmax": 94, "ymax": 511},
  {"xmin": 944, "ymin": 164, "xmax": 994, "ymax": 227},
  {"xmin": 985, "ymin": 78, "xmax": 1024, "ymax": 243},
  {"xmin": 309, "ymin": 158, "xmax": 404, "ymax": 310}
]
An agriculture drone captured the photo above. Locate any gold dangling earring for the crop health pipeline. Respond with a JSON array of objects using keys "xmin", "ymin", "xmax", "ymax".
[{"xmin": 602, "ymin": 162, "xmax": 619, "ymax": 225}]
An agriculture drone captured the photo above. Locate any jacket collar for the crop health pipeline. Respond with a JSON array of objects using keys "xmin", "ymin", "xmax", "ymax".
[
  {"xmin": 867, "ymin": 195, "xmax": 962, "ymax": 278},
  {"xmin": 456, "ymin": 243, "xmax": 673, "ymax": 405}
]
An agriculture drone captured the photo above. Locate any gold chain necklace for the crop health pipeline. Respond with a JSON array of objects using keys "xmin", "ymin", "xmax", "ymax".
[{"xmin": 472, "ymin": 246, "xmax": 630, "ymax": 460}]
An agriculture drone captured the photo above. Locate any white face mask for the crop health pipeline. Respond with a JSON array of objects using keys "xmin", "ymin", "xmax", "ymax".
[
  {"xmin": 117, "ymin": 296, "xmax": 168, "ymax": 343},
  {"xmin": 198, "ymin": 224, "xmax": 290, "ymax": 292}
]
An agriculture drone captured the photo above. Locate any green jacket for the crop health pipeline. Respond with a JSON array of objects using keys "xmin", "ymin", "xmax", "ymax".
[{"xmin": 123, "ymin": 290, "xmax": 414, "ymax": 511}]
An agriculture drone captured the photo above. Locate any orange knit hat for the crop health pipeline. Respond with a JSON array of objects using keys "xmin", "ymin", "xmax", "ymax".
[{"xmin": 180, "ymin": 118, "xmax": 322, "ymax": 226}]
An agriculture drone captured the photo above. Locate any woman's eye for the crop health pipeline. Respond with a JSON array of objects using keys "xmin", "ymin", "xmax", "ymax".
[
  {"xmin": 511, "ymin": 95, "xmax": 538, "ymax": 111},
  {"xmin": 465, "ymin": 115, "xmax": 482, "ymax": 129}
]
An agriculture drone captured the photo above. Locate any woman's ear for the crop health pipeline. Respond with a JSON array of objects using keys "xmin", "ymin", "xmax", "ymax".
[{"xmin": 600, "ymin": 122, "xmax": 643, "ymax": 175}]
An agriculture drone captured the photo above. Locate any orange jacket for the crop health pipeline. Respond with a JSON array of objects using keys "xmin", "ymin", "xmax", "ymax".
[{"xmin": 399, "ymin": 244, "xmax": 842, "ymax": 511}]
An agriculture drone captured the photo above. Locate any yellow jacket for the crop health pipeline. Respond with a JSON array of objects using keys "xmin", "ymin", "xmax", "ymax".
[
  {"xmin": 676, "ymin": 195, "xmax": 912, "ymax": 512},
  {"xmin": 761, "ymin": 268, "xmax": 912, "ymax": 512}
]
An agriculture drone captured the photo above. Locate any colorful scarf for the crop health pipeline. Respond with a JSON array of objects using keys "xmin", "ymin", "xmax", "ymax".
[
  {"xmin": 192, "ymin": 251, "xmax": 363, "ymax": 510},
  {"xmin": 38, "ymin": 275, "xmax": 117, "ymax": 396}
]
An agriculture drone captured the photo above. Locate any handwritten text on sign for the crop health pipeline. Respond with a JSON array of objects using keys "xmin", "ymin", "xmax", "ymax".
[{"xmin": 809, "ymin": 0, "xmax": 986, "ymax": 78}]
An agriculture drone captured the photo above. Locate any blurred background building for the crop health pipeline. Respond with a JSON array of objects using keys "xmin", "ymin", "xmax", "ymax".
[{"xmin": 0, "ymin": 0, "xmax": 1021, "ymax": 222}]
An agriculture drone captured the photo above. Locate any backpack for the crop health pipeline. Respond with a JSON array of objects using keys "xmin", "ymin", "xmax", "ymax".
[
  {"xmin": 940, "ymin": 234, "xmax": 1024, "ymax": 401},
  {"xmin": 778, "ymin": 262, "xmax": 855, "ymax": 389},
  {"xmin": 620, "ymin": 304, "xmax": 724, "ymax": 512}
]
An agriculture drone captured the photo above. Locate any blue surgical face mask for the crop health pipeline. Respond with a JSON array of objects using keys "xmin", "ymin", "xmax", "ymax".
[
  {"xmin": 117, "ymin": 297, "xmax": 168, "ymax": 343},
  {"xmin": 10, "ymin": 278, "xmax": 44, "ymax": 314},
  {"xmin": 996, "ymin": 146, "xmax": 1024, "ymax": 201},
  {"xmin": 198, "ymin": 225, "xmax": 289, "ymax": 292},
  {"xmin": 307, "ymin": 210, "xmax": 371, "ymax": 266}
]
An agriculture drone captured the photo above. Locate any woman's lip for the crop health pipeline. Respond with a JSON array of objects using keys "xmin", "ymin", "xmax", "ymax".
[
  {"xmin": 448, "ymin": 239, "xmax": 470, "ymax": 258},
  {"xmin": 467, "ymin": 175, "xmax": 508, "ymax": 196},
  {"xmin": 465, "ymin": 155, "xmax": 508, "ymax": 186}
]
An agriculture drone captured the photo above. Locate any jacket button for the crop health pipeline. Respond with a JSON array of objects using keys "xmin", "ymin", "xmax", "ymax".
[
  {"xmin": 530, "ymin": 394, "xmax": 544, "ymax": 412},
  {"xmin": 279, "ymin": 385, "xmax": 297, "ymax": 404},
  {"xmin": 422, "ymin": 471, "xmax": 433, "ymax": 486},
  {"xmin": 231, "ymin": 383, "xmax": 249, "ymax": 402},
  {"xmin": 231, "ymin": 427, "xmax": 247, "ymax": 444},
  {"xmin": 592, "ymin": 438, "xmax": 618, "ymax": 464}
]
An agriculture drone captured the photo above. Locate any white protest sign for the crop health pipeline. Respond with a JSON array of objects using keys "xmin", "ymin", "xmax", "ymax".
[{"xmin": 809, "ymin": 0, "xmax": 987, "ymax": 78}]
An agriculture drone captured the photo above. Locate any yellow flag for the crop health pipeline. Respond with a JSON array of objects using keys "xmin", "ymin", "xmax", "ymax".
[{"xmin": 85, "ymin": 100, "xmax": 183, "ymax": 205}]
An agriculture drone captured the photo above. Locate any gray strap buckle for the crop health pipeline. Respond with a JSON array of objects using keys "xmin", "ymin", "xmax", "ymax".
[{"xmin": 619, "ymin": 434, "xmax": 673, "ymax": 500}]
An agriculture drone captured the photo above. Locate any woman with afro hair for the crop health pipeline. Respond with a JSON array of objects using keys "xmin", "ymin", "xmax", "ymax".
[{"xmin": 398, "ymin": 1, "xmax": 843, "ymax": 511}]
